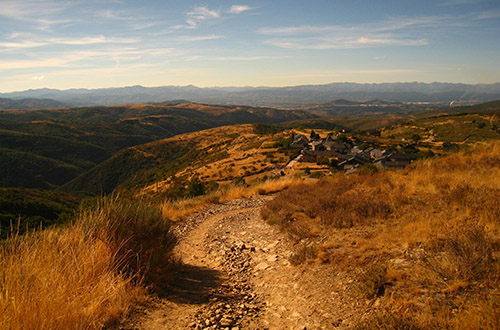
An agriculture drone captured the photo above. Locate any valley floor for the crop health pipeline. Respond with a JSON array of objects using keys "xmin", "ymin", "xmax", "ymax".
[{"xmin": 119, "ymin": 195, "xmax": 367, "ymax": 330}]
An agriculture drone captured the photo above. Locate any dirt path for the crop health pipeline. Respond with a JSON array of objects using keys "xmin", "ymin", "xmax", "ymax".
[{"xmin": 120, "ymin": 196, "xmax": 366, "ymax": 330}]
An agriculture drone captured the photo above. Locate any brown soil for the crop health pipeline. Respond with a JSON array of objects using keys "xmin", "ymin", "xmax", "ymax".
[{"xmin": 119, "ymin": 196, "xmax": 368, "ymax": 330}]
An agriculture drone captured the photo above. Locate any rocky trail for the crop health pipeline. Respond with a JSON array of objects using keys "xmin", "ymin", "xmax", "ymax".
[{"xmin": 120, "ymin": 195, "xmax": 368, "ymax": 330}]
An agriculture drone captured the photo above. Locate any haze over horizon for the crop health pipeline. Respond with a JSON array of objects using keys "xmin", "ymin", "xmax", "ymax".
[{"xmin": 1, "ymin": 0, "xmax": 499, "ymax": 93}]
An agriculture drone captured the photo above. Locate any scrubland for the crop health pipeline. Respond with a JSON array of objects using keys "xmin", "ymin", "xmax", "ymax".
[
  {"xmin": 2, "ymin": 135, "xmax": 499, "ymax": 329},
  {"xmin": 262, "ymin": 141, "xmax": 500, "ymax": 329}
]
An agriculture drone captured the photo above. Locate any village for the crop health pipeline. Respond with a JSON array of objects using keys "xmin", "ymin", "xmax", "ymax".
[{"xmin": 287, "ymin": 129, "xmax": 419, "ymax": 174}]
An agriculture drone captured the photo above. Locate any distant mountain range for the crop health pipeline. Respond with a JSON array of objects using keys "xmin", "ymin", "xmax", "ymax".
[{"xmin": 2, "ymin": 82, "xmax": 500, "ymax": 108}]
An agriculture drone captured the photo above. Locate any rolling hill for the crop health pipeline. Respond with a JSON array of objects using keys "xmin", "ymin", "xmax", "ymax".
[
  {"xmin": 61, "ymin": 124, "xmax": 296, "ymax": 196},
  {"xmin": 0, "ymin": 102, "xmax": 316, "ymax": 189}
]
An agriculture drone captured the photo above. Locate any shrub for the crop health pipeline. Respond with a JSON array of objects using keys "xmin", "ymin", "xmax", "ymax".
[
  {"xmin": 356, "ymin": 263, "xmax": 389, "ymax": 299},
  {"xmin": 422, "ymin": 226, "xmax": 494, "ymax": 282},
  {"xmin": 290, "ymin": 245, "xmax": 317, "ymax": 265},
  {"xmin": 187, "ymin": 177, "xmax": 205, "ymax": 197},
  {"xmin": 358, "ymin": 163, "xmax": 378, "ymax": 175}
]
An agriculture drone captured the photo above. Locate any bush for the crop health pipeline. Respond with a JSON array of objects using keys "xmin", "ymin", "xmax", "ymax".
[
  {"xmin": 357, "ymin": 263, "xmax": 389, "ymax": 299},
  {"xmin": 187, "ymin": 177, "xmax": 205, "ymax": 197},
  {"xmin": 358, "ymin": 163, "xmax": 378, "ymax": 175},
  {"xmin": 290, "ymin": 245, "xmax": 317, "ymax": 265},
  {"xmin": 423, "ymin": 226, "xmax": 494, "ymax": 282}
]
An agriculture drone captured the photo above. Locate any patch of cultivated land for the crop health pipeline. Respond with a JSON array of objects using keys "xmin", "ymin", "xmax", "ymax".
[{"xmin": 119, "ymin": 195, "xmax": 367, "ymax": 330}]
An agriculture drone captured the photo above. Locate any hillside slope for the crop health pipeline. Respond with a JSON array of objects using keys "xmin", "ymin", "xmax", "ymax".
[
  {"xmin": 0, "ymin": 103, "xmax": 315, "ymax": 189},
  {"xmin": 61, "ymin": 124, "xmax": 296, "ymax": 196}
]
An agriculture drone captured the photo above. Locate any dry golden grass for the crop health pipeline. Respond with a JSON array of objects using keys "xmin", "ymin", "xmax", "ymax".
[
  {"xmin": 162, "ymin": 177, "xmax": 300, "ymax": 221},
  {"xmin": 0, "ymin": 227, "xmax": 145, "ymax": 330},
  {"xmin": 161, "ymin": 178, "xmax": 300, "ymax": 221},
  {"xmin": 0, "ymin": 197, "xmax": 176, "ymax": 330},
  {"xmin": 262, "ymin": 140, "xmax": 500, "ymax": 329}
]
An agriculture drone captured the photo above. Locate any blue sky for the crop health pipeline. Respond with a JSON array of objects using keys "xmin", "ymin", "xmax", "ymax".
[{"xmin": 1, "ymin": 0, "xmax": 499, "ymax": 92}]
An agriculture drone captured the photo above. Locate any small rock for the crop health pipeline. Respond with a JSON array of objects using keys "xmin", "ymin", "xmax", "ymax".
[
  {"xmin": 219, "ymin": 317, "xmax": 233, "ymax": 327},
  {"xmin": 255, "ymin": 262, "xmax": 269, "ymax": 271},
  {"xmin": 267, "ymin": 255, "xmax": 279, "ymax": 262}
]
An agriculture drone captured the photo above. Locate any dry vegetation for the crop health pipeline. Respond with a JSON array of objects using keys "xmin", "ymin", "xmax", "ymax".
[
  {"xmin": 0, "ymin": 175, "xmax": 296, "ymax": 329},
  {"xmin": 140, "ymin": 124, "xmax": 295, "ymax": 196},
  {"xmin": 0, "ymin": 197, "xmax": 175, "ymax": 330},
  {"xmin": 161, "ymin": 177, "xmax": 298, "ymax": 221},
  {"xmin": 262, "ymin": 141, "xmax": 500, "ymax": 329}
]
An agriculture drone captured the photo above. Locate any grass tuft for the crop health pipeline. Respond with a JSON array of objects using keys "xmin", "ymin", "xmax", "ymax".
[{"xmin": 80, "ymin": 195, "xmax": 177, "ymax": 285}]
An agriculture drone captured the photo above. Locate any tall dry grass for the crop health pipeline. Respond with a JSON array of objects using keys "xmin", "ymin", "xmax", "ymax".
[
  {"xmin": 0, "ymin": 196, "xmax": 176, "ymax": 330},
  {"xmin": 0, "ymin": 228, "xmax": 144, "ymax": 330},
  {"xmin": 80, "ymin": 196, "xmax": 177, "ymax": 285},
  {"xmin": 262, "ymin": 141, "xmax": 500, "ymax": 329}
]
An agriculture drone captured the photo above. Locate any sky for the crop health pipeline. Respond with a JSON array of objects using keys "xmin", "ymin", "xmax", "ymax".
[{"xmin": 1, "ymin": 0, "xmax": 500, "ymax": 92}]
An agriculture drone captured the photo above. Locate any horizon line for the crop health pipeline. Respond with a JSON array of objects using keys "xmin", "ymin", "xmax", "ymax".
[{"xmin": 2, "ymin": 80, "xmax": 500, "ymax": 94}]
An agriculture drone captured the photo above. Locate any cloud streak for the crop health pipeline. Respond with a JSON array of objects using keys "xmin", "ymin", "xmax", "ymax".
[
  {"xmin": 172, "ymin": 35, "xmax": 223, "ymax": 42},
  {"xmin": 227, "ymin": 5, "xmax": 254, "ymax": 14},
  {"xmin": 258, "ymin": 15, "xmax": 472, "ymax": 49},
  {"xmin": 0, "ymin": 0, "xmax": 73, "ymax": 30},
  {"xmin": 174, "ymin": 4, "xmax": 254, "ymax": 30},
  {"xmin": 177, "ymin": 6, "xmax": 221, "ymax": 29}
]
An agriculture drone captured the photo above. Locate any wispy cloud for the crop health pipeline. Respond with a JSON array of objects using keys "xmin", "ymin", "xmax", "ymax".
[
  {"xmin": 227, "ymin": 5, "xmax": 254, "ymax": 14},
  {"xmin": 0, "ymin": 0, "xmax": 72, "ymax": 30},
  {"xmin": 0, "ymin": 40, "xmax": 48, "ymax": 49},
  {"xmin": 474, "ymin": 9, "xmax": 500, "ymax": 20},
  {"xmin": 96, "ymin": 9, "xmax": 139, "ymax": 21},
  {"xmin": 439, "ymin": 0, "xmax": 480, "ymax": 6},
  {"xmin": 258, "ymin": 25, "xmax": 346, "ymax": 35},
  {"xmin": 174, "ymin": 6, "xmax": 221, "ymax": 29},
  {"xmin": 209, "ymin": 55, "xmax": 273, "ymax": 61},
  {"xmin": 174, "ymin": 4, "xmax": 253, "ymax": 30},
  {"xmin": 0, "ymin": 36, "xmax": 140, "ymax": 53},
  {"xmin": 0, "ymin": 59, "xmax": 70, "ymax": 70},
  {"xmin": 348, "ymin": 69, "xmax": 420, "ymax": 74},
  {"xmin": 48, "ymin": 36, "xmax": 139, "ymax": 45},
  {"xmin": 185, "ymin": 55, "xmax": 280, "ymax": 62},
  {"xmin": 265, "ymin": 35, "xmax": 427, "ymax": 50},
  {"xmin": 258, "ymin": 15, "xmax": 469, "ymax": 50},
  {"xmin": 172, "ymin": 35, "xmax": 223, "ymax": 42}
]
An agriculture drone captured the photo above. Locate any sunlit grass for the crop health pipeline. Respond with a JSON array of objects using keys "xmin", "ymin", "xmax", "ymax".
[
  {"xmin": 0, "ymin": 196, "xmax": 176, "ymax": 330},
  {"xmin": 262, "ymin": 140, "xmax": 500, "ymax": 329}
]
